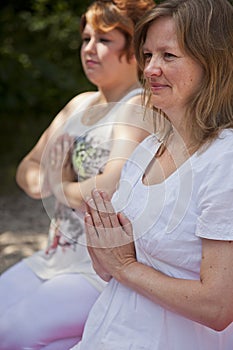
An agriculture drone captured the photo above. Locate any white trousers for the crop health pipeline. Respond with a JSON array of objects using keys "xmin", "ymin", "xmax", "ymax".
[{"xmin": 0, "ymin": 261, "xmax": 100, "ymax": 350}]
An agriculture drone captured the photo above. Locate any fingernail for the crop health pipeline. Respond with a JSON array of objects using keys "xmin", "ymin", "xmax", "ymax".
[
  {"xmin": 85, "ymin": 212, "xmax": 91, "ymax": 220},
  {"xmin": 87, "ymin": 198, "xmax": 95, "ymax": 208},
  {"xmin": 92, "ymin": 188, "xmax": 99, "ymax": 195}
]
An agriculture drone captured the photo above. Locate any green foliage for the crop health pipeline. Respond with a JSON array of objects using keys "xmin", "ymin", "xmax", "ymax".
[
  {"xmin": 0, "ymin": 0, "xmax": 93, "ymax": 193},
  {"xmin": 0, "ymin": 0, "xmax": 93, "ymax": 116}
]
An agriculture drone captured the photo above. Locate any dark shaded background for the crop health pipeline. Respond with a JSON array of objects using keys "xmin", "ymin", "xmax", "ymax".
[{"xmin": 0, "ymin": 0, "xmax": 94, "ymax": 195}]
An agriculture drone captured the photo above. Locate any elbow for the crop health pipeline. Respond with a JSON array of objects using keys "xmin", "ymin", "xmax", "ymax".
[
  {"xmin": 15, "ymin": 166, "xmax": 23, "ymax": 189},
  {"xmin": 204, "ymin": 304, "xmax": 232, "ymax": 331},
  {"xmin": 16, "ymin": 165, "xmax": 44, "ymax": 199},
  {"xmin": 209, "ymin": 317, "xmax": 232, "ymax": 332},
  {"xmin": 198, "ymin": 282, "xmax": 233, "ymax": 331},
  {"xmin": 210, "ymin": 321, "xmax": 232, "ymax": 332},
  {"xmin": 16, "ymin": 173, "xmax": 40, "ymax": 199}
]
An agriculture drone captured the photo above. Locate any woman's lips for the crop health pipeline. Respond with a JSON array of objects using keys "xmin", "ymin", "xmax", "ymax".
[
  {"xmin": 149, "ymin": 82, "xmax": 168, "ymax": 92},
  {"xmin": 85, "ymin": 59, "xmax": 100, "ymax": 67}
]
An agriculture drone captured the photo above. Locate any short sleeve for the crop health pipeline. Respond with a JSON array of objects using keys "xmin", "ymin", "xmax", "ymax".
[{"xmin": 196, "ymin": 149, "xmax": 233, "ymax": 240}]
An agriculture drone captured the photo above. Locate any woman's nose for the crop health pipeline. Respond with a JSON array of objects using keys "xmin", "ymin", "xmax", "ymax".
[
  {"xmin": 84, "ymin": 39, "xmax": 96, "ymax": 53},
  {"xmin": 144, "ymin": 56, "xmax": 162, "ymax": 78}
]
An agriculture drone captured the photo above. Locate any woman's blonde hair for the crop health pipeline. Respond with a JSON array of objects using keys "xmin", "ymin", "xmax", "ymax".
[
  {"xmin": 135, "ymin": 0, "xmax": 233, "ymax": 146},
  {"xmin": 80, "ymin": 0, "xmax": 155, "ymax": 62}
]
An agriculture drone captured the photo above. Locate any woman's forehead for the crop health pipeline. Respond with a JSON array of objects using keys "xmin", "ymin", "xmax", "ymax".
[{"xmin": 143, "ymin": 17, "xmax": 178, "ymax": 50}]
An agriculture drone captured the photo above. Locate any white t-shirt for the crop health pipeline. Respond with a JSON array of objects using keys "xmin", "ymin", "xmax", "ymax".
[{"xmin": 72, "ymin": 129, "xmax": 233, "ymax": 349}]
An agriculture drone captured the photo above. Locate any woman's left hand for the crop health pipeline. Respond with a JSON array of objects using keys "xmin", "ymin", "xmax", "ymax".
[{"xmin": 85, "ymin": 189, "xmax": 137, "ymax": 282}]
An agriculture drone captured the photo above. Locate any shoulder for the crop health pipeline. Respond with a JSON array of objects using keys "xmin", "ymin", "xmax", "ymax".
[
  {"xmin": 45, "ymin": 91, "xmax": 97, "ymax": 136},
  {"xmin": 217, "ymin": 129, "xmax": 233, "ymax": 148},
  {"xmin": 113, "ymin": 97, "xmax": 153, "ymax": 135},
  {"xmin": 198, "ymin": 129, "xmax": 233, "ymax": 164},
  {"xmin": 195, "ymin": 129, "xmax": 233, "ymax": 193},
  {"xmin": 195, "ymin": 130, "xmax": 233, "ymax": 240},
  {"xmin": 64, "ymin": 91, "xmax": 97, "ymax": 115}
]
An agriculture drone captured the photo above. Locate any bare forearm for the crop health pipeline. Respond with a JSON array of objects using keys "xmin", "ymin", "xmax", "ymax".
[
  {"xmin": 53, "ymin": 174, "xmax": 116, "ymax": 211},
  {"xmin": 117, "ymin": 262, "xmax": 231, "ymax": 331}
]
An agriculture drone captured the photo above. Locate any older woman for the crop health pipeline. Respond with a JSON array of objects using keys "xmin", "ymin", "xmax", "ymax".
[{"xmin": 72, "ymin": 0, "xmax": 233, "ymax": 349}]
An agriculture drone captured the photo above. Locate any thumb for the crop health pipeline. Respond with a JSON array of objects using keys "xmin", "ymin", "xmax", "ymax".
[{"xmin": 118, "ymin": 212, "xmax": 133, "ymax": 237}]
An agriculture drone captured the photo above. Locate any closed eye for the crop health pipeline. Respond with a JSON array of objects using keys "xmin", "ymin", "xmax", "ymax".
[{"xmin": 99, "ymin": 38, "xmax": 111, "ymax": 43}]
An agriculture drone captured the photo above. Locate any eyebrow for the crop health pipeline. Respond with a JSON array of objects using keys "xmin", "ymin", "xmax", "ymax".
[{"xmin": 142, "ymin": 43, "xmax": 177, "ymax": 52}]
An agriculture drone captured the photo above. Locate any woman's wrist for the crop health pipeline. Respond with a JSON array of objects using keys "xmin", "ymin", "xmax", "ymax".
[
  {"xmin": 51, "ymin": 181, "xmax": 70, "ymax": 205},
  {"xmin": 114, "ymin": 260, "xmax": 140, "ymax": 286},
  {"xmin": 52, "ymin": 181, "xmax": 84, "ymax": 210}
]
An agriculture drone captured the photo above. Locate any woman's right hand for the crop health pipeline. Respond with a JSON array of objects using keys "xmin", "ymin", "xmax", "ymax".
[{"xmin": 84, "ymin": 189, "xmax": 136, "ymax": 282}]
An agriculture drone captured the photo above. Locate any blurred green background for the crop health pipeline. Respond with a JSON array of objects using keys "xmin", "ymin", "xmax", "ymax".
[
  {"xmin": 0, "ymin": 0, "xmax": 232, "ymax": 195},
  {"xmin": 0, "ymin": 0, "xmax": 94, "ymax": 195}
]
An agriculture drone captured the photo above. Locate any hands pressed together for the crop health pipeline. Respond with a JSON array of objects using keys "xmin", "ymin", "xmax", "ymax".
[
  {"xmin": 48, "ymin": 133, "xmax": 76, "ymax": 199},
  {"xmin": 85, "ymin": 189, "xmax": 137, "ymax": 282},
  {"xmin": 46, "ymin": 133, "xmax": 137, "ymax": 281}
]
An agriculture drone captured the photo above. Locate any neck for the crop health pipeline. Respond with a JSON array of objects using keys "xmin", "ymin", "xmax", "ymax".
[
  {"xmin": 167, "ymin": 127, "xmax": 197, "ymax": 157},
  {"xmin": 162, "ymin": 108, "xmax": 196, "ymax": 152}
]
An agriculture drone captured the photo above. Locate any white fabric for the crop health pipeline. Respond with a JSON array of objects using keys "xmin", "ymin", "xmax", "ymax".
[
  {"xmin": 25, "ymin": 88, "xmax": 143, "ymax": 291},
  {"xmin": 71, "ymin": 129, "xmax": 233, "ymax": 350},
  {"xmin": 0, "ymin": 260, "xmax": 98, "ymax": 349}
]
